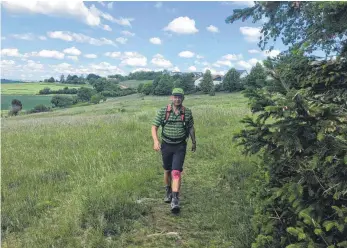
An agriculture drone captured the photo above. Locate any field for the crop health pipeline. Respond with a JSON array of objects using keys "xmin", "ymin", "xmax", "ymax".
[
  {"xmin": 1, "ymin": 92, "xmax": 258, "ymax": 247},
  {"xmin": 1, "ymin": 82, "xmax": 92, "ymax": 95},
  {"xmin": 1, "ymin": 95, "xmax": 53, "ymax": 111},
  {"xmin": 120, "ymin": 80, "xmax": 152, "ymax": 88}
]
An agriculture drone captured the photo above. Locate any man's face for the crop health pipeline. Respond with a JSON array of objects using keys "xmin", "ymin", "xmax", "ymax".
[{"xmin": 171, "ymin": 94, "xmax": 184, "ymax": 106}]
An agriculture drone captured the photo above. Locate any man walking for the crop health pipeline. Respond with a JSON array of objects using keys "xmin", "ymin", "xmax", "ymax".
[{"xmin": 151, "ymin": 88, "xmax": 196, "ymax": 213}]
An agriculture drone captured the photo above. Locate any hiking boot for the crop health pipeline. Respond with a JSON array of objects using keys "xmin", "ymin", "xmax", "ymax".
[
  {"xmin": 171, "ymin": 197, "xmax": 180, "ymax": 214},
  {"xmin": 164, "ymin": 186, "xmax": 172, "ymax": 203}
]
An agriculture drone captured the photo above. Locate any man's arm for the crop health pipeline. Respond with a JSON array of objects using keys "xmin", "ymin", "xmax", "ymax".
[
  {"xmin": 152, "ymin": 125, "xmax": 160, "ymax": 144},
  {"xmin": 152, "ymin": 108, "xmax": 163, "ymax": 151},
  {"xmin": 189, "ymin": 126, "xmax": 196, "ymax": 144}
]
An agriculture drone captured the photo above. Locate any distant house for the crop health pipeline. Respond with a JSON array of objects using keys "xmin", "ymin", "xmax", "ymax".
[{"xmin": 194, "ymin": 69, "xmax": 248, "ymax": 86}]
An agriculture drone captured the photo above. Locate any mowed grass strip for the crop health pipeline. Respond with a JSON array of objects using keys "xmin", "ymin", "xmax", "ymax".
[
  {"xmin": 1, "ymin": 92, "xmax": 257, "ymax": 248},
  {"xmin": 1, "ymin": 83, "xmax": 92, "ymax": 95}
]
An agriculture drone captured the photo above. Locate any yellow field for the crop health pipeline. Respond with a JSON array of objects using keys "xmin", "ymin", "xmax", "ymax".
[{"xmin": 1, "ymin": 83, "xmax": 92, "ymax": 95}]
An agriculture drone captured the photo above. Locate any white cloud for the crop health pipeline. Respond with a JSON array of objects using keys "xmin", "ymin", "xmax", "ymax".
[
  {"xmin": 171, "ymin": 66, "xmax": 180, "ymax": 72},
  {"xmin": 196, "ymin": 55, "xmax": 204, "ymax": 59},
  {"xmin": 2, "ymin": 1, "xmax": 101, "ymax": 27},
  {"xmin": 155, "ymin": 2, "xmax": 163, "ymax": 8},
  {"xmin": 1, "ymin": 48, "xmax": 21, "ymax": 57},
  {"xmin": 222, "ymin": 53, "xmax": 243, "ymax": 60},
  {"xmin": 237, "ymin": 58, "xmax": 262, "ymax": 71},
  {"xmin": 206, "ymin": 25, "xmax": 219, "ymax": 33},
  {"xmin": 121, "ymin": 30, "xmax": 135, "ymax": 37},
  {"xmin": 248, "ymin": 49, "xmax": 260, "ymax": 54},
  {"xmin": 132, "ymin": 68, "xmax": 152, "ymax": 73},
  {"xmin": 150, "ymin": 37, "xmax": 162, "ymax": 45},
  {"xmin": 89, "ymin": 4, "xmax": 134, "ymax": 27},
  {"xmin": 240, "ymin": 27, "xmax": 261, "ymax": 42},
  {"xmin": 67, "ymin": 56, "xmax": 78, "ymax": 61},
  {"xmin": 151, "ymin": 54, "xmax": 173, "ymax": 68},
  {"xmin": 237, "ymin": 61, "xmax": 253, "ymax": 70},
  {"xmin": 215, "ymin": 60, "xmax": 233, "ymax": 67},
  {"xmin": 164, "ymin": 17, "xmax": 198, "ymax": 34},
  {"xmin": 121, "ymin": 52, "xmax": 147, "ymax": 67},
  {"xmin": 63, "ymin": 47, "xmax": 81, "ymax": 56},
  {"xmin": 84, "ymin": 54, "xmax": 97, "ymax": 59},
  {"xmin": 107, "ymin": 2, "xmax": 113, "ymax": 9},
  {"xmin": 1, "ymin": 60, "xmax": 15, "ymax": 66},
  {"xmin": 179, "ymin": 51, "xmax": 195, "ymax": 58},
  {"xmin": 25, "ymin": 60, "xmax": 45, "ymax": 71},
  {"xmin": 47, "ymin": 31, "xmax": 117, "ymax": 46},
  {"xmin": 113, "ymin": 17, "xmax": 134, "ymax": 27},
  {"xmin": 31, "ymin": 50, "xmax": 65, "ymax": 60},
  {"xmin": 1, "ymin": 37, "xmax": 6, "ymax": 40},
  {"xmin": 105, "ymin": 52, "xmax": 122, "ymax": 58},
  {"xmin": 188, "ymin": 66, "xmax": 197, "ymax": 72},
  {"xmin": 263, "ymin": 49, "xmax": 281, "ymax": 57},
  {"xmin": 103, "ymin": 25, "xmax": 112, "ymax": 31},
  {"xmin": 10, "ymin": 33, "xmax": 35, "ymax": 40},
  {"xmin": 203, "ymin": 67, "xmax": 226, "ymax": 76},
  {"xmin": 39, "ymin": 36, "xmax": 47, "ymax": 40},
  {"xmin": 116, "ymin": 37, "xmax": 128, "ymax": 44}
]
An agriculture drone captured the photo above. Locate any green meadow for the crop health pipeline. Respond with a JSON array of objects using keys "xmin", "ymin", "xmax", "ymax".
[{"xmin": 1, "ymin": 92, "xmax": 259, "ymax": 247}]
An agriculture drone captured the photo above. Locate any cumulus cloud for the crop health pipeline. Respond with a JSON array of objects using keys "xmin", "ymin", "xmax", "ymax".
[
  {"xmin": 31, "ymin": 50, "xmax": 65, "ymax": 59},
  {"xmin": 47, "ymin": 31, "xmax": 117, "ymax": 46},
  {"xmin": 105, "ymin": 51, "xmax": 122, "ymax": 58},
  {"xmin": 206, "ymin": 25, "xmax": 219, "ymax": 33},
  {"xmin": 63, "ymin": 47, "xmax": 81, "ymax": 56},
  {"xmin": 164, "ymin": 17, "xmax": 198, "ymax": 34},
  {"xmin": 151, "ymin": 54, "xmax": 173, "ymax": 68},
  {"xmin": 222, "ymin": 54, "xmax": 243, "ymax": 60},
  {"xmin": 248, "ymin": 49, "xmax": 260, "ymax": 54},
  {"xmin": 2, "ymin": 1, "xmax": 101, "ymax": 26},
  {"xmin": 237, "ymin": 58, "xmax": 262, "ymax": 70},
  {"xmin": 132, "ymin": 68, "xmax": 152, "ymax": 73},
  {"xmin": 67, "ymin": 56, "xmax": 78, "ymax": 61},
  {"xmin": 188, "ymin": 66, "xmax": 197, "ymax": 71},
  {"xmin": 84, "ymin": 54, "xmax": 98, "ymax": 59},
  {"xmin": 215, "ymin": 60, "xmax": 233, "ymax": 67},
  {"xmin": 1, "ymin": 48, "xmax": 22, "ymax": 57},
  {"xmin": 120, "ymin": 52, "xmax": 147, "ymax": 67},
  {"xmin": 150, "ymin": 37, "xmax": 162, "ymax": 45},
  {"xmin": 240, "ymin": 26, "xmax": 261, "ymax": 42},
  {"xmin": 103, "ymin": 25, "xmax": 112, "ymax": 31},
  {"xmin": 116, "ymin": 37, "xmax": 128, "ymax": 44},
  {"xmin": 179, "ymin": 51, "xmax": 195, "ymax": 58},
  {"xmin": 263, "ymin": 49, "xmax": 281, "ymax": 57},
  {"xmin": 121, "ymin": 30, "xmax": 135, "ymax": 36}
]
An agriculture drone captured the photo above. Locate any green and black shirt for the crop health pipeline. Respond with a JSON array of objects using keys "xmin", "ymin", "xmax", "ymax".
[{"xmin": 152, "ymin": 104, "xmax": 194, "ymax": 144}]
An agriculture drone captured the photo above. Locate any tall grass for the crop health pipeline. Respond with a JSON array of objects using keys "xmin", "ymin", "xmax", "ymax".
[{"xmin": 1, "ymin": 92, "xmax": 258, "ymax": 247}]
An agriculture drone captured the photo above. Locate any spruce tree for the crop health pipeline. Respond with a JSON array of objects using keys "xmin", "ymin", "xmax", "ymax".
[
  {"xmin": 222, "ymin": 68, "xmax": 241, "ymax": 92},
  {"xmin": 200, "ymin": 70, "xmax": 214, "ymax": 94},
  {"xmin": 227, "ymin": 2, "xmax": 347, "ymax": 247}
]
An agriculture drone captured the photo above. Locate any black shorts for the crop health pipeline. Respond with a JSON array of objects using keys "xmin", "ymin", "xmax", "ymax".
[{"xmin": 160, "ymin": 141, "xmax": 187, "ymax": 172}]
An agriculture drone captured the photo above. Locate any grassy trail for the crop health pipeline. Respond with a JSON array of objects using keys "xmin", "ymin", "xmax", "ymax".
[{"xmin": 2, "ymin": 93, "xmax": 257, "ymax": 247}]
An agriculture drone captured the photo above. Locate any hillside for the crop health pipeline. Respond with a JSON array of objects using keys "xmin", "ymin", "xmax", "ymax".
[{"xmin": 1, "ymin": 92, "xmax": 257, "ymax": 247}]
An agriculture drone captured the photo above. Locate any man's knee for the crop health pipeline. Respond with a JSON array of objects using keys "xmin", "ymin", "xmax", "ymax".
[{"xmin": 171, "ymin": 170, "xmax": 181, "ymax": 180}]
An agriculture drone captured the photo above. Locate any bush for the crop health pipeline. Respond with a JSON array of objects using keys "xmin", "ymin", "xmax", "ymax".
[
  {"xmin": 27, "ymin": 104, "xmax": 51, "ymax": 114},
  {"xmin": 90, "ymin": 94, "xmax": 103, "ymax": 104},
  {"xmin": 51, "ymin": 95, "xmax": 74, "ymax": 108},
  {"xmin": 9, "ymin": 99, "xmax": 23, "ymax": 116}
]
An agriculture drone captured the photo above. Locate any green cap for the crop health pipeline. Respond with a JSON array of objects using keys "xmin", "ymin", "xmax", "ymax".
[{"xmin": 172, "ymin": 88, "xmax": 184, "ymax": 96}]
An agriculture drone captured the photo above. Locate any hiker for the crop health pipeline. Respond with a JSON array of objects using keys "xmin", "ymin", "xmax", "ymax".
[{"xmin": 151, "ymin": 88, "xmax": 196, "ymax": 213}]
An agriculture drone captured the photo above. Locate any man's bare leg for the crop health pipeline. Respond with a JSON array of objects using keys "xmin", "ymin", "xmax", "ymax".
[
  {"xmin": 164, "ymin": 170, "xmax": 171, "ymax": 186},
  {"xmin": 164, "ymin": 170, "xmax": 172, "ymax": 203}
]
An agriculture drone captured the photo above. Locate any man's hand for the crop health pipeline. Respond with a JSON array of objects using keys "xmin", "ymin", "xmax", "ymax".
[
  {"xmin": 191, "ymin": 142, "xmax": 196, "ymax": 152},
  {"xmin": 153, "ymin": 140, "xmax": 161, "ymax": 151}
]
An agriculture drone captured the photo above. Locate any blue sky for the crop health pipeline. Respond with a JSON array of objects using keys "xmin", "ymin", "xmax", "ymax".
[{"xmin": 1, "ymin": 1, "xmax": 285, "ymax": 81}]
